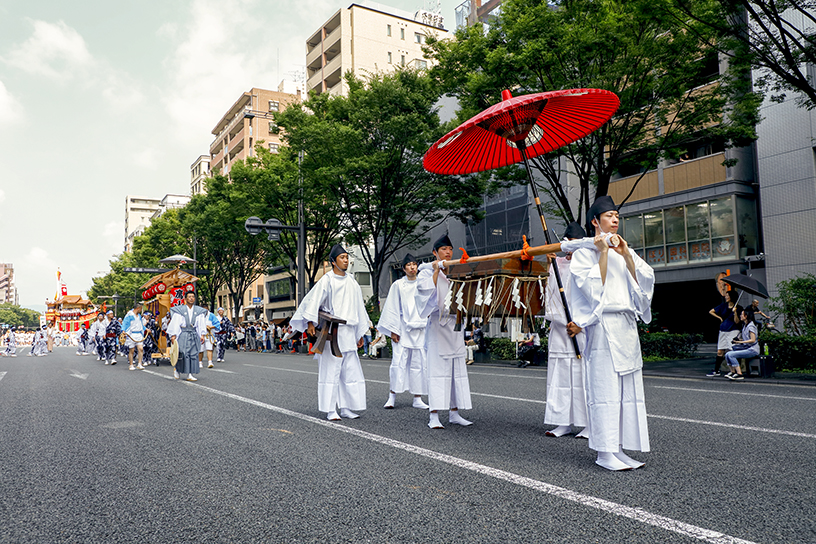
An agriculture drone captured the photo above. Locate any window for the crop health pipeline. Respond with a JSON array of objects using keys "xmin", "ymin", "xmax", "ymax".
[
  {"xmin": 401, "ymin": 55, "xmax": 406, "ymax": 66},
  {"xmin": 355, "ymin": 272, "xmax": 371, "ymax": 286},
  {"xmin": 387, "ymin": 24, "xmax": 391, "ymax": 36},
  {"xmin": 414, "ymin": 32, "xmax": 424, "ymax": 44},
  {"xmin": 268, "ymin": 121, "xmax": 277, "ymax": 134},
  {"xmin": 415, "ymin": 59, "xmax": 427, "ymax": 70},
  {"xmin": 643, "ymin": 211, "xmax": 665, "ymax": 267},
  {"xmin": 268, "ymin": 100, "xmax": 279, "ymax": 111},
  {"xmin": 268, "ymin": 143, "xmax": 279, "ymax": 153},
  {"xmin": 709, "ymin": 197, "xmax": 735, "ymax": 261},
  {"xmin": 388, "ymin": 52, "xmax": 392, "ymax": 64},
  {"xmin": 400, "ymin": 28, "xmax": 405, "ymax": 40},
  {"xmin": 257, "ymin": 285, "xmax": 264, "ymax": 298}
]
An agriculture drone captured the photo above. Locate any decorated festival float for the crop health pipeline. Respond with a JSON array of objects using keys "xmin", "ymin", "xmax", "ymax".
[
  {"xmin": 139, "ymin": 256, "xmax": 198, "ymax": 361},
  {"xmin": 45, "ymin": 270, "xmax": 98, "ymax": 332}
]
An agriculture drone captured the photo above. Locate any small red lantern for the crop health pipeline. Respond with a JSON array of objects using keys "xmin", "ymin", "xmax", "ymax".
[{"xmin": 156, "ymin": 282, "xmax": 166, "ymax": 293}]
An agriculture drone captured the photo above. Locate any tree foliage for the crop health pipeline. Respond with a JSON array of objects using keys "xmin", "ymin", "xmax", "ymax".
[
  {"xmin": 0, "ymin": 303, "xmax": 42, "ymax": 328},
  {"xmin": 425, "ymin": 0, "xmax": 761, "ymax": 225},
  {"xmin": 768, "ymin": 273, "xmax": 816, "ymax": 336},
  {"xmin": 275, "ymin": 70, "xmax": 506, "ymax": 296},
  {"xmin": 673, "ymin": 0, "xmax": 816, "ymax": 109}
]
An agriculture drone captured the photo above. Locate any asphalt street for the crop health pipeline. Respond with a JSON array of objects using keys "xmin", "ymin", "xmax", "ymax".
[{"xmin": 1, "ymin": 348, "xmax": 814, "ymax": 543}]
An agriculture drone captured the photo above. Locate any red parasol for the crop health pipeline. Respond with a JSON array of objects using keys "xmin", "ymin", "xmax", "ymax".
[
  {"xmin": 423, "ymin": 88, "xmax": 620, "ymax": 175},
  {"xmin": 423, "ymin": 88, "xmax": 620, "ymax": 359}
]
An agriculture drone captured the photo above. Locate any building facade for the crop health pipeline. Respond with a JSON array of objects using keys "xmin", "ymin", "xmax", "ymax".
[
  {"xmin": 454, "ymin": 0, "xmax": 503, "ymax": 29},
  {"xmin": 0, "ymin": 263, "xmax": 17, "ymax": 305},
  {"xmin": 209, "ymin": 87, "xmax": 301, "ymax": 176},
  {"xmin": 124, "ymin": 195, "xmax": 162, "ymax": 253},
  {"xmin": 306, "ymin": 2, "xmax": 447, "ymax": 97},
  {"xmin": 190, "ymin": 155, "xmax": 210, "ymax": 196},
  {"xmin": 150, "ymin": 194, "xmax": 191, "ymax": 222}
]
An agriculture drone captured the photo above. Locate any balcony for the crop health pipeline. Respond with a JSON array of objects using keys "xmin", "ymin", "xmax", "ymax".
[
  {"xmin": 307, "ymin": 71, "xmax": 324, "ymax": 93},
  {"xmin": 306, "ymin": 43, "xmax": 322, "ymax": 69},
  {"xmin": 663, "ymin": 153, "xmax": 727, "ymax": 194},
  {"xmin": 323, "ymin": 55, "xmax": 341, "ymax": 81},
  {"xmin": 229, "ymin": 132, "xmax": 245, "ymax": 155},
  {"xmin": 607, "ymin": 170, "xmax": 660, "ymax": 204}
]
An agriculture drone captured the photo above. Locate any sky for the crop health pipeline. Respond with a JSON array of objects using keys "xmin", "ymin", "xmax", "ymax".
[{"xmin": 0, "ymin": 0, "xmax": 460, "ymax": 312}]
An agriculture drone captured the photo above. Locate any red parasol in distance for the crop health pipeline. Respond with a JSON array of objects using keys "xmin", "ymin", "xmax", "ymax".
[
  {"xmin": 423, "ymin": 88, "xmax": 619, "ymax": 175},
  {"xmin": 423, "ymin": 88, "xmax": 620, "ymax": 359}
]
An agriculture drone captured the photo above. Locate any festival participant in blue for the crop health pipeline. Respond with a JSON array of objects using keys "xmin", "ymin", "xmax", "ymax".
[
  {"xmin": 75, "ymin": 324, "xmax": 92, "ymax": 356},
  {"xmin": 378, "ymin": 253, "xmax": 429, "ymax": 410},
  {"xmin": 141, "ymin": 311, "xmax": 159, "ymax": 366},
  {"xmin": 1, "ymin": 327, "xmax": 17, "ymax": 357},
  {"xmin": 569, "ymin": 195, "xmax": 654, "ymax": 471},
  {"xmin": 290, "ymin": 244, "xmax": 369, "ymax": 421},
  {"xmin": 416, "ymin": 234, "xmax": 473, "ymax": 430},
  {"xmin": 89, "ymin": 312, "xmax": 108, "ymax": 361},
  {"xmin": 103, "ymin": 310, "xmax": 122, "ymax": 365},
  {"xmin": 214, "ymin": 307, "xmax": 235, "ymax": 364},
  {"xmin": 197, "ymin": 303, "xmax": 221, "ymax": 369},
  {"xmin": 166, "ymin": 290, "xmax": 210, "ymax": 381},
  {"xmin": 121, "ymin": 302, "xmax": 147, "ymax": 371}
]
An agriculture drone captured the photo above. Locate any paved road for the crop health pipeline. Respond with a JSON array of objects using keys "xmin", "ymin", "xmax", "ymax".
[{"xmin": 1, "ymin": 348, "xmax": 814, "ymax": 543}]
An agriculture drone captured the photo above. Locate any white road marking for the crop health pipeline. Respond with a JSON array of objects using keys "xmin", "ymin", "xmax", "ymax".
[
  {"xmin": 244, "ymin": 364, "xmax": 316, "ymax": 375},
  {"xmin": 648, "ymin": 414, "xmax": 816, "ymax": 439},
  {"xmin": 468, "ymin": 370, "xmax": 547, "ymax": 380},
  {"xmin": 651, "ymin": 385, "xmax": 816, "ymax": 402},
  {"xmin": 69, "ymin": 370, "xmax": 89, "ymax": 380},
  {"xmin": 209, "ymin": 368, "xmax": 235, "ymax": 374},
  {"xmin": 140, "ymin": 368, "xmax": 756, "ymax": 544},
  {"xmin": 0, "ymin": 371, "xmax": 6, "ymax": 381}
]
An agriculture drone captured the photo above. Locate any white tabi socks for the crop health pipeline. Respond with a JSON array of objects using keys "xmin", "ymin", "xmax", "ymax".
[
  {"xmin": 340, "ymin": 408, "xmax": 360, "ymax": 419},
  {"xmin": 596, "ymin": 452, "xmax": 632, "ymax": 471},
  {"xmin": 449, "ymin": 410, "xmax": 473, "ymax": 426},
  {"xmin": 327, "ymin": 411, "xmax": 341, "ymax": 421},
  {"xmin": 575, "ymin": 427, "xmax": 589, "ymax": 439},
  {"xmin": 384, "ymin": 393, "xmax": 396, "ymax": 409},
  {"xmin": 173, "ymin": 369, "xmax": 179, "ymax": 379},
  {"xmin": 545, "ymin": 425, "xmax": 572, "ymax": 437},
  {"xmin": 186, "ymin": 374, "xmax": 197, "ymax": 382},
  {"xmin": 428, "ymin": 412, "xmax": 444, "ymax": 429},
  {"xmin": 412, "ymin": 397, "xmax": 429, "ymax": 409},
  {"xmin": 614, "ymin": 448, "xmax": 645, "ymax": 469}
]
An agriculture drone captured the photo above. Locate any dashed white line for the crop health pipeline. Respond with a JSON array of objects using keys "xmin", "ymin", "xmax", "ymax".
[
  {"xmin": 140, "ymin": 368, "xmax": 756, "ymax": 544},
  {"xmin": 651, "ymin": 385, "xmax": 816, "ymax": 402},
  {"xmin": 0, "ymin": 371, "xmax": 6, "ymax": 381},
  {"xmin": 209, "ymin": 368, "xmax": 235, "ymax": 374}
]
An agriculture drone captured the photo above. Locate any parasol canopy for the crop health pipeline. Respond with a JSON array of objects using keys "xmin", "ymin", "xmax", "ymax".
[
  {"xmin": 423, "ymin": 88, "xmax": 620, "ymax": 175},
  {"xmin": 721, "ymin": 274, "xmax": 770, "ymax": 299},
  {"xmin": 159, "ymin": 254, "xmax": 196, "ymax": 266}
]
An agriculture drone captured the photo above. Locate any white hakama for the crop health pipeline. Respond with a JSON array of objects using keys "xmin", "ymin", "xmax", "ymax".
[
  {"xmin": 290, "ymin": 271, "xmax": 369, "ymax": 414},
  {"xmin": 377, "ymin": 277, "xmax": 428, "ymax": 395},
  {"xmin": 417, "ymin": 263, "xmax": 471, "ymax": 412},
  {"xmin": 569, "ymin": 244, "xmax": 654, "ymax": 453},
  {"xmin": 544, "ymin": 257, "xmax": 588, "ymax": 428}
]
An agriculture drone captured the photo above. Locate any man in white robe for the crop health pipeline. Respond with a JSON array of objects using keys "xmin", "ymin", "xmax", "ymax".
[
  {"xmin": 544, "ymin": 222, "xmax": 589, "ymax": 439},
  {"xmin": 416, "ymin": 234, "xmax": 473, "ymax": 429},
  {"xmin": 167, "ymin": 290, "xmax": 210, "ymax": 381},
  {"xmin": 378, "ymin": 253, "xmax": 429, "ymax": 410},
  {"xmin": 569, "ymin": 196, "xmax": 654, "ymax": 471},
  {"xmin": 89, "ymin": 312, "xmax": 108, "ymax": 361},
  {"xmin": 197, "ymin": 303, "xmax": 221, "ymax": 369},
  {"xmin": 121, "ymin": 302, "xmax": 146, "ymax": 371},
  {"xmin": 290, "ymin": 244, "xmax": 369, "ymax": 421}
]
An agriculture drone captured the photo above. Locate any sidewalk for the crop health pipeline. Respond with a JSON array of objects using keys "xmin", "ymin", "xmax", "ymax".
[{"xmin": 475, "ymin": 342, "xmax": 816, "ymax": 385}]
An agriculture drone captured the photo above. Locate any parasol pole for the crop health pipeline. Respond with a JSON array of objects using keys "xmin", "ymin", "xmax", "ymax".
[
  {"xmin": 517, "ymin": 142, "xmax": 582, "ymax": 359},
  {"xmin": 439, "ymin": 242, "xmax": 562, "ymax": 268}
]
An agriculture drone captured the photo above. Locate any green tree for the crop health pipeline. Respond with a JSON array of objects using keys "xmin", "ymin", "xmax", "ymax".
[
  {"xmin": 234, "ymin": 146, "xmax": 344, "ymax": 292},
  {"xmin": 0, "ymin": 303, "xmax": 41, "ymax": 328},
  {"xmin": 87, "ymin": 252, "xmax": 150, "ymax": 317},
  {"xmin": 673, "ymin": 0, "xmax": 816, "ymax": 109},
  {"xmin": 769, "ymin": 273, "xmax": 816, "ymax": 336},
  {"xmin": 425, "ymin": 0, "xmax": 761, "ymax": 224},
  {"xmin": 275, "ymin": 70, "xmax": 504, "ymax": 297},
  {"xmin": 179, "ymin": 177, "xmax": 277, "ymax": 319}
]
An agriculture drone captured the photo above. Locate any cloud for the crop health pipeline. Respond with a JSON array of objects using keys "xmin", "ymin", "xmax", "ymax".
[
  {"xmin": 3, "ymin": 20, "xmax": 93, "ymax": 79},
  {"xmin": 103, "ymin": 221, "xmax": 123, "ymax": 254},
  {"xmin": 0, "ymin": 188, "xmax": 5, "ymax": 204},
  {"xmin": 132, "ymin": 147, "xmax": 163, "ymax": 170},
  {"xmin": 0, "ymin": 80, "xmax": 23, "ymax": 124},
  {"xmin": 160, "ymin": 0, "xmax": 280, "ymax": 142}
]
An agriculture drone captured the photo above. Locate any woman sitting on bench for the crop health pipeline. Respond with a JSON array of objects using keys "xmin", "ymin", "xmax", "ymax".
[{"xmin": 724, "ymin": 308, "xmax": 759, "ymax": 381}]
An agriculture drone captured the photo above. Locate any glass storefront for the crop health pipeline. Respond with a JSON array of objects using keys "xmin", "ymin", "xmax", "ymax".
[{"xmin": 619, "ymin": 195, "xmax": 758, "ymax": 267}]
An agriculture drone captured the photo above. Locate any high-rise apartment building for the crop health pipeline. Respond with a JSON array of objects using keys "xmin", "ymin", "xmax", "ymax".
[
  {"xmin": 0, "ymin": 263, "xmax": 17, "ymax": 305},
  {"xmin": 124, "ymin": 196, "xmax": 162, "ymax": 253},
  {"xmin": 190, "ymin": 155, "xmax": 210, "ymax": 196},
  {"xmin": 150, "ymin": 194, "xmax": 192, "ymax": 222},
  {"xmin": 454, "ymin": 0, "xmax": 503, "ymax": 29},
  {"xmin": 306, "ymin": 1, "xmax": 447, "ymax": 97},
  {"xmin": 209, "ymin": 87, "xmax": 301, "ymax": 176}
]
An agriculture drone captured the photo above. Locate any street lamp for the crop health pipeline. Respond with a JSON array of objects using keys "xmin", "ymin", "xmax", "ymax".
[
  {"xmin": 96, "ymin": 294, "xmax": 123, "ymax": 316},
  {"xmin": 244, "ymin": 217, "xmax": 313, "ymax": 305}
]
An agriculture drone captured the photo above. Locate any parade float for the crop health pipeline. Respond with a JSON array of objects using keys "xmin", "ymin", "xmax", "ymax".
[{"xmin": 45, "ymin": 269, "xmax": 98, "ymax": 332}]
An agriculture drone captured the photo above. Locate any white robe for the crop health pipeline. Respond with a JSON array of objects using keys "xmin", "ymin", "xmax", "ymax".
[
  {"xmin": 569, "ymin": 245, "xmax": 654, "ymax": 453},
  {"xmin": 378, "ymin": 277, "xmax": 428, "ymax": 395},
  {"xmin": 290, "ymin": 271, "xmax": 369, "ymax": 413},
  {"xmin": 417, "ymin": 263, "xmax": 471, "ymax": 412},
  {"xmin": 543, "ymin": 257, "xmax": 588, "ymax": 428}
]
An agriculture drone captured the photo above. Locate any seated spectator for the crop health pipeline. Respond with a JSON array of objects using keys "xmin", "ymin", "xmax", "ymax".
[
  {"xmin": 369, "ymin": 333, "xmax": 387, "ymax": 358},
  {"xmin": 724, "ymin": 308, "xmax": 759, "ymax": 381},
  {"xmin": 518, "ymin": 331, "xmax": 542, "ymax": 367}
]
